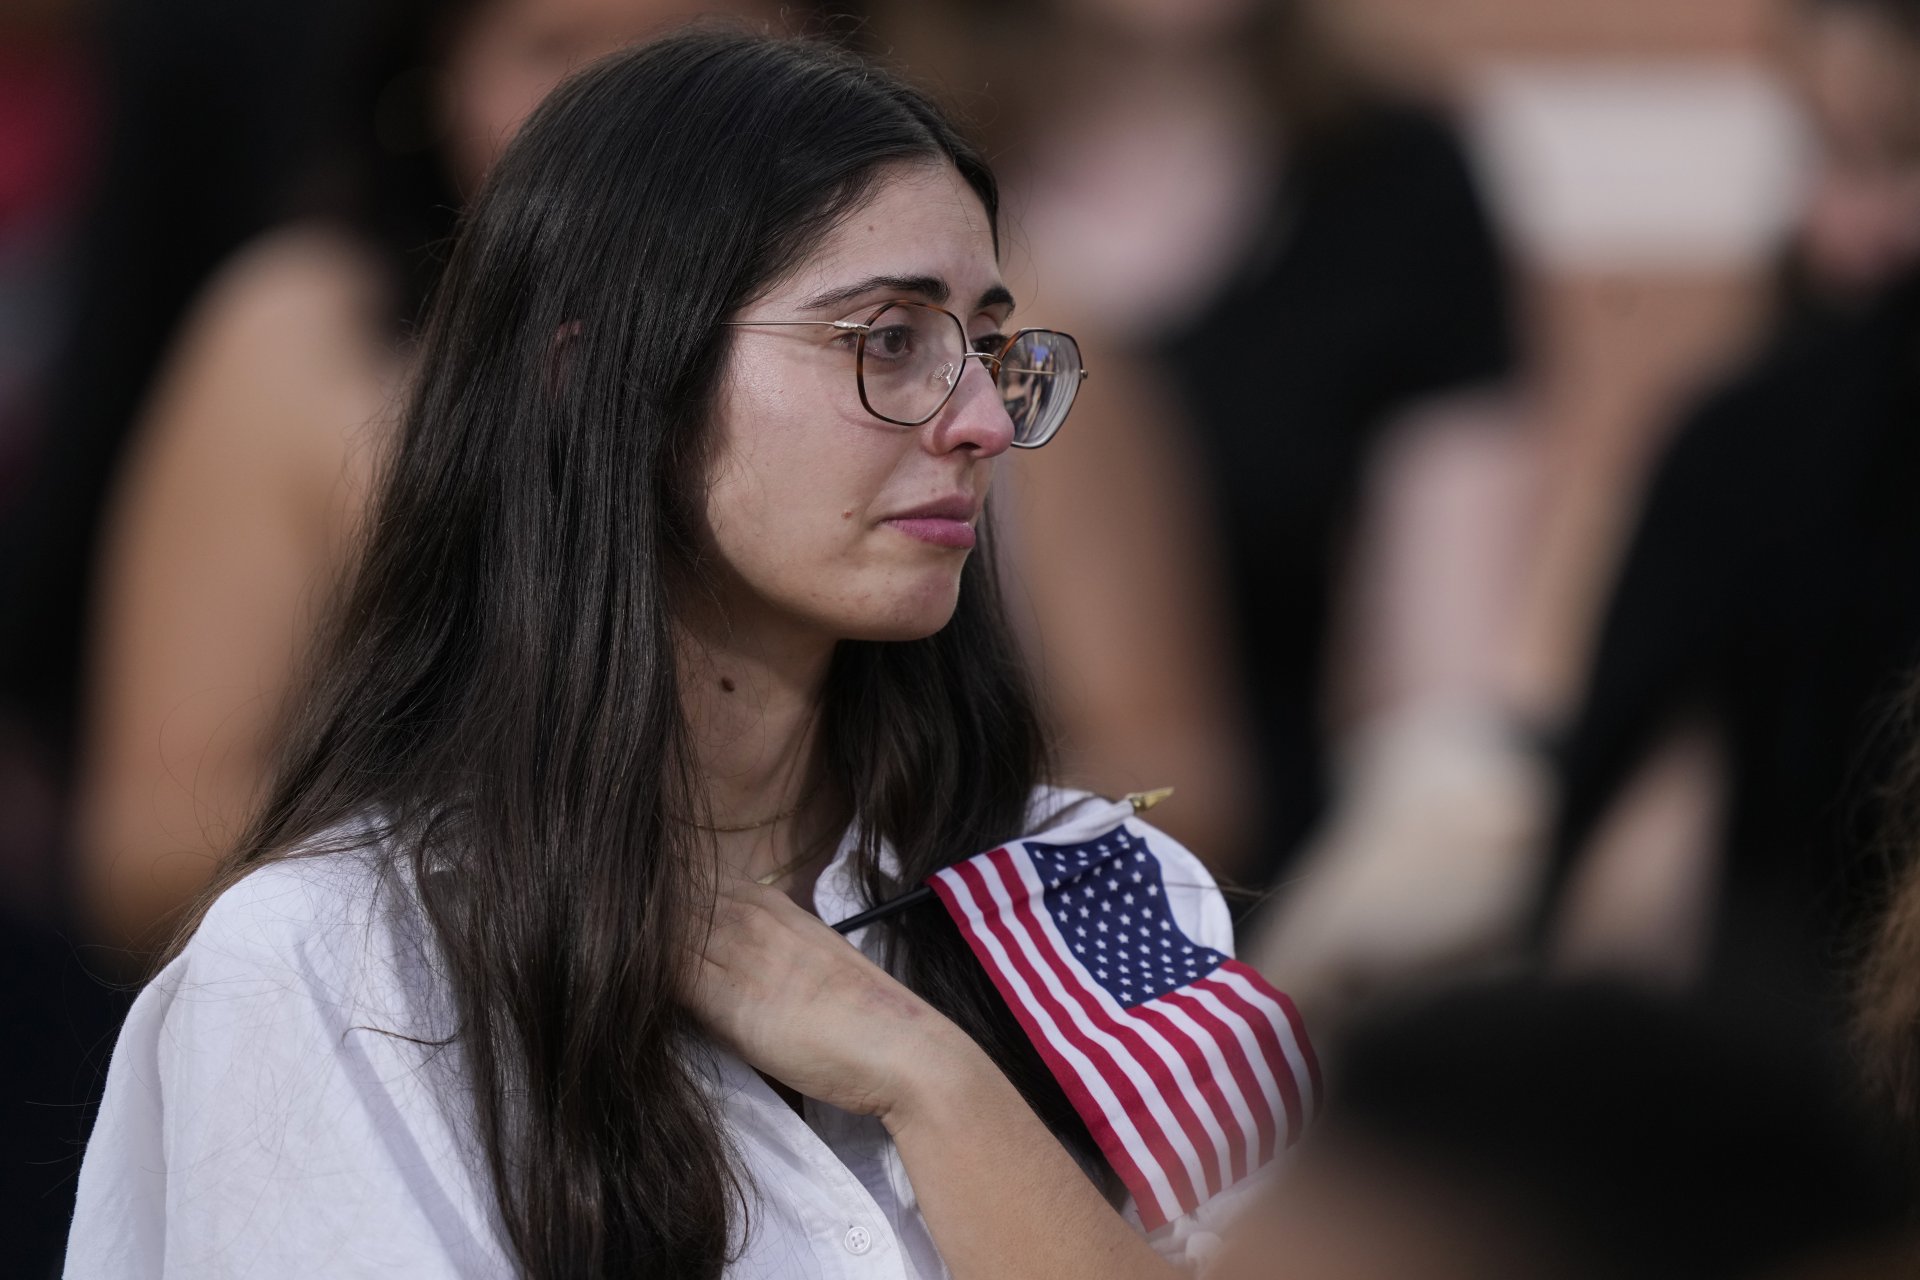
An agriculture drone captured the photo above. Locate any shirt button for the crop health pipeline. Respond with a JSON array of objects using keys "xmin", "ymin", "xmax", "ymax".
[{"xmin": 843, "ymin": 1224, "xmax": 873, "ymax": 1255}]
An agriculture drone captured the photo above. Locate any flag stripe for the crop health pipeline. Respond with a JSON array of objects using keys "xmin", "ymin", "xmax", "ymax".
[
  {"xmin": 987, "ymin": 849, "xmax": 1230, "ymax": 1202},
  {"xmin": 1273, "ymin": 986, "xmax": 1323, "ymax": 1113},
  {"xmin": 1214, "ymin": 963, "xmax": 1320, "ymax": 1119},
  {"xmin": 1127, "ymin": 1002, "xmax": 1252, "ymax": 1184},
  {"xmin": 1172, "ymin": 982, "xmax": 1292, "ymax": 1161},
  {"xmin": 1144, "ymin": 995, "xmax": 1267, "ymax": 1176},
  {"xmin": 1162, "ymin": 988, "xmax": 1280, "ymax": 1165},
  {"xmin": 1196, "ymin": 973, "xmax": 1304, "ymax": 1139},
  {"xmin": 929, "ymin": 855, "xmax": 1167, "ymax": 1220}
]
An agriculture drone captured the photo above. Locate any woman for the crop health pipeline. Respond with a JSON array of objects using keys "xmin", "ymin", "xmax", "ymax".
[{"xmin": 67, "ymin": 31, "xmax": 1250, "ymax": 1279}]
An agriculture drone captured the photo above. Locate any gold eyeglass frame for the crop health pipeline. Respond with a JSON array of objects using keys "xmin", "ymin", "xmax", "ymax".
[{"xmin": 722, "ymin": 299, "xmax": 1088, "ymax": 448}]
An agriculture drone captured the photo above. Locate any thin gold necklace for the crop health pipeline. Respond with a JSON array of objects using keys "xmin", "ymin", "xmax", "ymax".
[
  {"xmin": 687, "ymin": 781, "xmax": 821, "ymax": 835},
  {"xmin": 751, "ymin": 832, "xmax": 836, "ymax": 887}
]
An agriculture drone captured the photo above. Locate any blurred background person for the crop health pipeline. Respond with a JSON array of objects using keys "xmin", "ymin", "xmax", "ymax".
[
  {"xmin": 1535, "ymin": 0, "xmax": 1920, "ymax": 1037},
  {"xmin": 52, "ymin": 0, "xmax": 803, "ymax": 959},
  {"xmin": 1782, "ymin": 0, "xmax": 1920, "ymax": 319},
  {"xmin": 1213, "ymin": 980, "xmax": 1917, "ymax": 1280},
  {"xmin": 1248, "ymin": 0, "xmax": 1920, "ymax": 1038},
  {"xmin": 871, "ymin": 0, "xmax": 1522, "ymax": 892}
]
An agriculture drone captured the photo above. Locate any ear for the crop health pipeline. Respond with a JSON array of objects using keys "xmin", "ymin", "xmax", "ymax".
[{"xmin": 545, "ymin": 319, "xmax": 584, "ymax": 395}]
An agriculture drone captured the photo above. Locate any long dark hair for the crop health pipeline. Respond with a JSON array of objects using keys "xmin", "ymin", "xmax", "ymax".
[
  {"xmin": 1856, "ymin": 670, "xmax": 1920, "ymax": 1146},
  {"xmin": 170, "ymin": 29, "xmax": 1090, "ymax": 1278}
]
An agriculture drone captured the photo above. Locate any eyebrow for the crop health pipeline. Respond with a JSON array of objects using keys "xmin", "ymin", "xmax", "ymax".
[{"xmin": 800, "ymin": 273, "xmax": 1017, "ymax": 316}]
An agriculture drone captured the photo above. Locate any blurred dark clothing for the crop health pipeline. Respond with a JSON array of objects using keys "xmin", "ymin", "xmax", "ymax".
[
  {"xmin": 1324, "ymin": 980, "xmax": 1914, "ymax": 1279},
  {"xmin": 1159, "ymin": 103, "xmax": 1516, "ymax": 884},
  {"xmin": 1547, "ymin": 265, "xmax": 1920, "ymax": 1026},
  {"xmin": 2, "ymin": 912, "xmax": 131, "ymax": 1276}
]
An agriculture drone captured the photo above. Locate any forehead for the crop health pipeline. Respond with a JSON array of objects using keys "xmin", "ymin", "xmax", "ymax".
[{"xmin": 761, "ymin": 159, "xmax": 1003, "ymax": 309}]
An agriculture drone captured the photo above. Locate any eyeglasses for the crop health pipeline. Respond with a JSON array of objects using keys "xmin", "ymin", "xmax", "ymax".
[{"xmin": 722, "ymin": 300, "xmax": 1087, "ymax": 448}]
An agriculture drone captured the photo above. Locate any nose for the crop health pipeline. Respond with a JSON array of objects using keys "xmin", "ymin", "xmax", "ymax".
[{"xmin": 925, "ymin": 353, "xmax": 1014, "ymax": 458}]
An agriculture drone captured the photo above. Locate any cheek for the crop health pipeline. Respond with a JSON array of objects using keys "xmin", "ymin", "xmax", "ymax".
[
  {"xmin": 703, "ymin": 423, "xmax": 974, "ymax": 638},
  {"xmin": 702, "ymin": 359, "xmax": 980, "ymax": 639},
  {"xmin": 706, "ymin": 440, "xmax": 868, "ymax": 558},
  {"xmin": 702, "ymin": 381, "xmax": 893, "ymax": 580}
]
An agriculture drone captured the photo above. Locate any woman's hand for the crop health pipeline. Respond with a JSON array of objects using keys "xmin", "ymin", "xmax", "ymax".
[
  {"xmin": 684, "ymin": 876, "xmax": 982, "ymax": 1120},
  {"xmin": 689, "ymin": 877, "xmax": 1183, "ymax": 1279}
]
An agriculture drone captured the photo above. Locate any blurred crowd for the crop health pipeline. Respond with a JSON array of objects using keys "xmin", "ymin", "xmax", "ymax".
[{"xmin": 11, "ymin": 0, "xmax": 1920, "ymax": 1274}]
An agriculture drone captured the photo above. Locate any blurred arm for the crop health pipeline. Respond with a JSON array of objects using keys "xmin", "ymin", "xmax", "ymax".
[
  {"xmin": 74, "ymin": 228, "xmax": 389, "ymax": 954},
  {"xmin": 1326, "ymin": 391, "xmax": 1536, "ymax": 726},
  {"xmin": 1538, "ymin": 402, "xmax": 1746, "ymax": 947}
]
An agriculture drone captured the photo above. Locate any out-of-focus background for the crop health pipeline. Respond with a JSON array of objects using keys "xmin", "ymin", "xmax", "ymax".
[{"xmin": 9, "ymin": 0, "xmax": 1920, "ymax": 1274}]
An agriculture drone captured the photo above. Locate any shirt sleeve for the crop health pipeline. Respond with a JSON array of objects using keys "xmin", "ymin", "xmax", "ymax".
[
  {"xmin": 66, "ymin": 863, "xmax": 513, "ymax": 1278},
  {"xmin": 1121, "ymin": 818, "xmax": 1290, "ymax": 1275}
]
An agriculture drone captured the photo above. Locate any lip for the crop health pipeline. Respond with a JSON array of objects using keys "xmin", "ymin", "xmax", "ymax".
[{"xmin": 881, "ymin": 494, "xmax": 980, "ymax": 549}]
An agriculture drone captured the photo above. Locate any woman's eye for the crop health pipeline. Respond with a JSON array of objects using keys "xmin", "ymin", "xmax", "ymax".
[
  {"xmin": 972, "ymin": 333, "xmax": 1008, "ymax": 356},
  {"xmin": 867, "ymin": 325, "xmax": 915, "ymax": 360}
]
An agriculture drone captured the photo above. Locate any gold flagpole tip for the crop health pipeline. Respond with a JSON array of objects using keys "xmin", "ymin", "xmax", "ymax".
[{"xmin": 1125, "ymin": 787, "xmax": 1175, "ymax": 813}]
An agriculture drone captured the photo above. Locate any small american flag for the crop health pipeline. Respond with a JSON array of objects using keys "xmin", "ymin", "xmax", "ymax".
[{"xmin": 928, "ymin": 803, "xmax": 1319, "ymax": 1231}]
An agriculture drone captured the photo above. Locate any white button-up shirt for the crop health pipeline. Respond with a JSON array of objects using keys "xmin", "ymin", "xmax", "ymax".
[{"xmin": 67, "ymin": 793, "xmax": 1258, "ymax": 1277}]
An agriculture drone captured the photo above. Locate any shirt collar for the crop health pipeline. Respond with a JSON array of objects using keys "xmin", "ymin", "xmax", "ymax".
[{"xmin": 809, "ymin": 818, "xmax": 899, "ymax": 950}]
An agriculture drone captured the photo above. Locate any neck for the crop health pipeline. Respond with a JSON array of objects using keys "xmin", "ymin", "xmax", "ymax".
[{"xmin": 676, "ymin": 603, "xmax": 841, "ymax": 893}]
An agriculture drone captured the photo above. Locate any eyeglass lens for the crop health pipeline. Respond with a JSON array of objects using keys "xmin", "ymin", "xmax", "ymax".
[{"xmin": 859, "ymin": 303, "xmax": 1081, "ymax": 446}]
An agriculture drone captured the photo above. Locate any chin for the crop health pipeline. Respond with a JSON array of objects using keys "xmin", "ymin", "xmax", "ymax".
[
  {"xmin": 835, "ymin": 572, "xmax": 965, "ymax": 642},
  {"xmin": 843, "ymin": 603, "xmax": 961, "ymax": 643}
]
